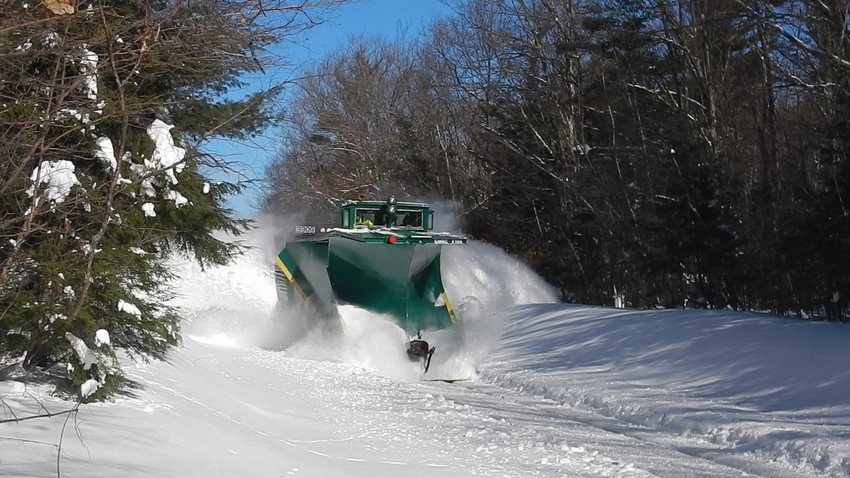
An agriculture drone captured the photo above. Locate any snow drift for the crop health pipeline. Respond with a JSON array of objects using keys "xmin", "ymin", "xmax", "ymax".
[{"xmin": 3, "ymin": 219, "xmax": 850, "ymax": 477}]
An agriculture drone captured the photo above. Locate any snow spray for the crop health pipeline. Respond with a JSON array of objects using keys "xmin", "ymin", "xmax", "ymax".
[{"xmin": 168, "ymin": 210, "xmax": 558, "ymax": 382}]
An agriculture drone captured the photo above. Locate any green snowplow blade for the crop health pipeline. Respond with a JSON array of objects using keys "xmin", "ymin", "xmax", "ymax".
[
  {"xmin": 276, "ymin": 238, "xmax": 456, "ymax": 335},
  {"xmin": 276, "ymin": 241, "xmax": 336, "ymax": 318},
  {"xmin": 327, "ymin": 238, "xmax": 455, "ymax": 334}
]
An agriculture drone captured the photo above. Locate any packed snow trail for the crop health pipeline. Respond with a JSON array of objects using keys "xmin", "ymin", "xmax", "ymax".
[
  {"xmin": 141, "ymin": 336, "xmax": 781, "ymax": 478},
  {"xmin": 0, "ymin": 335, "xmax": 743, "ymax": 477},
  {"xmin": 0, "ymin": 321, "xmax": 829, "ymax": 478}
]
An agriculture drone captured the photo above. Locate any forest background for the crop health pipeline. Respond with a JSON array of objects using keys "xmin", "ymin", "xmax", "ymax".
[{"xmin": 264, "ymin": 0, "xmax": 850, "ymax": 319}]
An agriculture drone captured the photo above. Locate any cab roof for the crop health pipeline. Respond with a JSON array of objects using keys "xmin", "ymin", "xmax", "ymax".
[{"xmin": 341, "ymin": 200, "xmax": 429, "ymax": 209}]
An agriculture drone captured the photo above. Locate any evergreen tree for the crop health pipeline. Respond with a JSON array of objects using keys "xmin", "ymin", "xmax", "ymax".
[{"xmin": 0, "ymin": 0, "xmax": 321, "ymax": 400}]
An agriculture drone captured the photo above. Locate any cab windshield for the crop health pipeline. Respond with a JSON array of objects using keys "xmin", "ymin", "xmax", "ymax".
[
  {"xmin": 354, "ymin": 208, "xmax": 382, "ymax": 226},
  {"xmin": 397, "ymin": 211, "xmax": 422, "ymax": 227}
]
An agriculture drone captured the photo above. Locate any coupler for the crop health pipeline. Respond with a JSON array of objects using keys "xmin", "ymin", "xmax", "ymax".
[{"xmin": 407, "ymin": 334, "xmax": 436, "ymax": 374}]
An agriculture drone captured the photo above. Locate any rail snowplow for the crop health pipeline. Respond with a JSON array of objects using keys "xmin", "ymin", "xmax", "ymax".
[{"xmin": 274, "ymin": 197, "xmax": 466, "ymax": 371}]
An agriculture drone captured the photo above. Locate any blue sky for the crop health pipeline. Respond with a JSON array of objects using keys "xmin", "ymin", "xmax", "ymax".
[
  {"xmin": 291, "ymin": 0, "xmax": 453, "ymax": 63},
  {"xmin": 212, "ymin": 0, "xmax": 454, "ymax": 216}
]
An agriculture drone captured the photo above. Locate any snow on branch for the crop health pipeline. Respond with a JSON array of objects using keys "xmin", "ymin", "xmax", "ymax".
[
  {"xmin": 64, "ymin": 332, "xmax": 96, "ymax": 371},
  {"xmin": 146, "ymin": 120, "xmax": 187, "ymax": 186},
  {"xmin": 26, "ymin": 160, "xmax": 82, "ymax": 212}
]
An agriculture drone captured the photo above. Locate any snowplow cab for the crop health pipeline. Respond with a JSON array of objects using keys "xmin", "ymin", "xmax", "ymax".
[
  {"xmin": 339, "ymin": 198, "xmax": 433, "ymax": 230},
  {"xmin": 274, "ymin": 197, "xmax": 466, "ymax": 338}
]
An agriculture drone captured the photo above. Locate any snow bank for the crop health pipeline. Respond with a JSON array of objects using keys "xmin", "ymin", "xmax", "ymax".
[{"xmin": 481, "ymin": 304, "xmax": 850, "ymax": 477}]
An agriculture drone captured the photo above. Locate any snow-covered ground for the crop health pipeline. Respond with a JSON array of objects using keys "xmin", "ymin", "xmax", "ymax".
[{"xmin": 3, "ymin": 221, "xmax": 850, "ymax": 477}]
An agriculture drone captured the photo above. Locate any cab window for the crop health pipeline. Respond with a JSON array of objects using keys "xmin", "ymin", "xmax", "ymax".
[
  {"xmin": 354, "ymin": 209, "xmax": 381, "ymax": 226},
  {"xmin": 398, "ymin": 211, "xmax": 422, "ymax": 227}
]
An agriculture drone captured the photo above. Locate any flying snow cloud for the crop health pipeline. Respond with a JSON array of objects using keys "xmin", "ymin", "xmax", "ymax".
[{"xmin": 167, "ymin": 204, "xmax": 559, "ymax": 382}]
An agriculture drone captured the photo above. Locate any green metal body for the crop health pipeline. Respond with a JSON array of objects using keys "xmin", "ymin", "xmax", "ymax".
[{"xmin": 275, "ymin": 199, "xmax": 466, "ymax": 335}]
